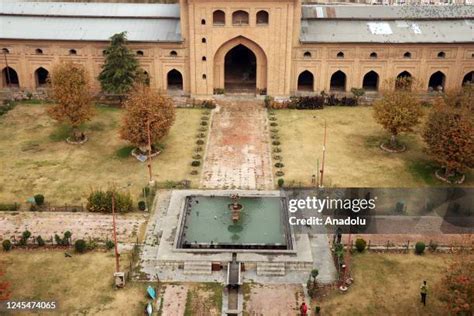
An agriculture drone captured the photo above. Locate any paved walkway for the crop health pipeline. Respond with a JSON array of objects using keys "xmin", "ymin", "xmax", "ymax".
[{"xmin": 201, "ymin": 100, "xmax": 273, "ymax": 190}]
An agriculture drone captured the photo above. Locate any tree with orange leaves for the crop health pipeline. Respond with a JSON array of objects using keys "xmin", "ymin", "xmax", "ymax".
[
  {"xmin": 48, "ymin": 62, "xmax": 93, "ymax": 142},
  {"xmin": 120, "ymin": 84, "xmax": 175, "ymax": 154}
]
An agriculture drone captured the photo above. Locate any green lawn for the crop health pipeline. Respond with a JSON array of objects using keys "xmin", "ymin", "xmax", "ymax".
[
  {"xmin": 0, "ymin": 102, "xmax": 204, "ymax": 204},
  {"xmin": 274, "ymin": 106, "xmax": 473, "ymax": 187}
]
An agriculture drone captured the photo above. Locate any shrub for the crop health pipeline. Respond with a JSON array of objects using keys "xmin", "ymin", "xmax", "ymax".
[
  {"xmin": 214, "ymin": 88, "xmax": 225, "ymax": 95},
  {"xmin": 273, "ymin": 155, "xmax": 282, "ymax": 160},
  {"xmin": 34, "ymin": 194, "xmax": 45, "ymax": 206},
  {"xmin": 272, "ymin": 141, "xmax": 281, "ymax": 146},
  {"xmin": 36, "ymin": 235, "xmax": 45, "ymax": 246},
  {"xmin": 22, "ymin": 230, "xmax": 31, "ymax": 240},
  {"xmin": 415, "ymin": 242, "xmax": 426, "ymax": 255},
  {"xmin": 75, "ymin": 239, "xmax": 87, "ymax": 253},
  {"xmin": 138, "ymin": 200, "xmax": 146, "ymax": 211},
  {"xmin": 326, "ymin": 94, "xmax": 340, "ymax": 106},
  {"xmin": 0, "ymin": 203, "xmax": 19, "ymax": 211},
  {"xmin": 87, "ymin": 240, "xmax": 98, "ymax": 251},
  {"xmin": 192, "ymin": 154, "xmax": 202, "ymax": 160},
  {"xmin": 201, "ymin": 116, "xmax": 209, "ymax": 121},
  {"xmin": 294, "ymin": 96, "xmax": 325, "ymax": 109},
  {"xmin": 270, "ymin": 122, "xmax": 278, "ymax": 127},
  {"xmin": 191, "ymin": 160, "xmax": 201, "ymax": 167},
  {"xmin": 428, "ymin": 241, "xmax": 438, "ymax": 252},
  {"xmin": 106, "ymin": 240, "xmax": 115, "ymax": 250},
  {"xmin": 264, "ymin": 95, "xmax": 274, "ymax": 108},
  {"xmin": 275, "ymin": 170, "xmax": 284, "ymax": 177},
  {"xmin": 201, "ymin": 100, "xmax": 216, "ymax": 109},
  {"xmin": 274, "ymin": 162, "xmax": 284, "ymax": 168},
  {"xmin": 63, "ymin": 231, "xmax": 72, "ymax": 245},
  {"xmin": 200, "ymin": 121, "xmax": 208, "ymax": 126},
  {"xmin": 87, "ymin": 189, "xmax": 134, "ymax": 213},
  {"xmin": 340, "ymin": 97, "xmax": 358, "ymax": 106},
  {"xmin": 277, "ymin": 178, "xmax": 284, "ymax": 188},
  {"xmin": 2, "ymin": 240, "xmax": 12, "ymax": 251},
  {"xmin": 273, "ymin": 147, "xmax": 281, "ymax": 153},
  {"xmin": 199, "ymin": 127, "xmax": 207, "ymax": 132},
  {"xmin": 54, "ymin": 234, "xmax": 63, "ymax": 245},
  {"xmin": 196, "ymin": 139, "xmax": 204, "ymax": 145},
  {"xmin": 196, "ymin": 133, "xmax": 206, "ymax": 138},
  {"xmin": 355, "ymin": 238, "xmax": 367, "ymax": 252}
]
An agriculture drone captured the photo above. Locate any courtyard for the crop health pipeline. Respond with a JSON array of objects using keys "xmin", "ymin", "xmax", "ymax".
[
  {"xmin": 0, "ymin": 249, "xmax": 462, "ymax": 315},
  {"xmin": 0, "ymin": 102, "xmax": 205, "ymax": 204},
  {"xmin": 274, "ymin": 106, "xmax": 473, "ymax": 188}
]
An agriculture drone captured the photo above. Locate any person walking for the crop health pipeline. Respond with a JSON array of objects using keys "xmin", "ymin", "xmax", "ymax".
[
  {"xmin": 300, "ymin": 302, "xmax": 308, "ymax": 316},
  {"xmin": 420, "ymin": 280, "xmax": 428, "ymax": 306}
]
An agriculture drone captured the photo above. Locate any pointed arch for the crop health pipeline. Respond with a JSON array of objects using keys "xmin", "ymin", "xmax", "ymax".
[
  {"xmin": 428, "ymin": 71, "xmax": 446, "ymax": 91},
  {"xmin": 213, "ymin": 36, "xmax": 267, "ymax": 93},
  {"xmin": 35, "ymin": 67, "xmax": 49, "ymax": 87},
  {"xmin": 297, "ymin": 70, "xmax": 314, "ymax": 92},
  {"xmin": 1, "ymin": 66, "xmax": 20, "ymax": 87},
  {"xmin": 330, "ymin": 70, "xmax": 346, "ymax": 91},
  {"xmin": 462, "ymin": 71, "xmax": 473, "ymax": 86},
  {"xmin": 362, "ymin": 71, "xmax": 379, "ymax": 91},
  {"xmin": 167, "ymin": 69, "xmax": 183, "ymax": 90},
  {"xmin": 396, "ymin": 71, "xmax": 413, "ymax": 90}
]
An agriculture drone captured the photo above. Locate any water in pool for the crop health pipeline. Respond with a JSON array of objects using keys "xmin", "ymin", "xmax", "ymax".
[{"xmin": 181, "ymin": 196, "xmax": 287, "ymax": 247}]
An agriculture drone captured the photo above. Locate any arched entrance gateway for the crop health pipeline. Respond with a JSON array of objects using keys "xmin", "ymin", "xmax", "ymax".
[{"xmin": 214, "ymin": 36, "xmax": 267, "ymax": 94}]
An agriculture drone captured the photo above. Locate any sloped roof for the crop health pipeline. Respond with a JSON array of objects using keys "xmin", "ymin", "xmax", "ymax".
[
  {"xmin": 0, "ymin": 1, "xmax": 181, "ymax": 42},
  {"xmin": 1, "ymin": 1, "xmax": 180, "ymax": 18},
  {"xmin": 301, "ymin": 19, "xmax": 474, "ymax": 43},
  {"xmin": 300, "ymin": 5, "xmax": 474, "ymax": 43},
  {"xmin": 302, "ymin": 5, "xmax": 474, "ymax": 20}
]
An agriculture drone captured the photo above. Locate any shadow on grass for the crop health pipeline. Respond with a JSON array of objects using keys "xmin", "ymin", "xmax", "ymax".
[
  {"xmin": 115, "ymin": 145, "xmax": 134, "ymax": 159},
  {"xmin": 406, "ymin": 159, "xmax": 440, "ymax": 186},
  {"xmin": 49, "ymin": 124, "xmax": 71, "ymax": 142}
]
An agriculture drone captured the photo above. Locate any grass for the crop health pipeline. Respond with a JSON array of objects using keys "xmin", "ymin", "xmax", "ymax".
[
  {"xmin": 318, "ymin": 252, "xmax": 454, "ymax": 315},
  {"xmin": 275, "ymin": 106, "xmax": 473, "ymax": 187},
  {"xmin": 0, "ymin": 102, "xmax": 205, "ymax": 204},
  {"xmin": 0, "ymin": 250, "xmax": 156, "ymax": 315},
  {"xmin": 183, "ymin": 283, "xmax": 223, "ymax": 315}
]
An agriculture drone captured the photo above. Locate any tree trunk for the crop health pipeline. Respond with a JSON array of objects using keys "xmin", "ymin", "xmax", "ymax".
[
  {"xmin": 72, "ymin": 126, "xmax": 80, "ymax": 141},
  {"xmin": 390, "ymin": 134, "xmax": 397, "ymax": 148}
]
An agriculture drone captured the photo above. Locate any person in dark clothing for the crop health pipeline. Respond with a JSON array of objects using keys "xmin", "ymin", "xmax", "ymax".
[{"xmin": 420, "ymin": 280, "xmax": 428, "ymax": 306}]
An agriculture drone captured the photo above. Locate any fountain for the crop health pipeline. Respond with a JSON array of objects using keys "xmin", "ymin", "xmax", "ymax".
[
  {"xmin": 229, "ymin": 194, "xmax": 244, "ymax": 223},
  {"xmin": 176, "ymin": 193, "xmax": 293, "ymax": 251}
]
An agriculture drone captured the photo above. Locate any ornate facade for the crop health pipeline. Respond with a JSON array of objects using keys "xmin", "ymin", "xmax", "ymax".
[{"xmin": 0, "ymin": 1, "xmax": 473, "ymax": 97}]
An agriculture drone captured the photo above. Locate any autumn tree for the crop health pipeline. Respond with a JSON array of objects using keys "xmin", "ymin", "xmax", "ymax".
[
  {"xmin": 437, "ymin": 253, "xmax": 473, "ymax": 314},
  {"xmin": 98, "ymin": 32, "xmax": 140, "ymax": 96},
  {"xmin": 423, "ymin": 87, "xmax": 473, "ymax": 179},
  {"xmin": 373, "ymin": 78, "xmax": 423, "ymax": 151},
  {"xmin": 48, "ymin": 62, "xmax": 93, "ymax": 142},
  {"xmin": 0, "ymin": 269, "xmax": 11, "ymax": 301},
  {"xmin": 120, "ymin": 84, "xmax": 175, "ymax": 154}
]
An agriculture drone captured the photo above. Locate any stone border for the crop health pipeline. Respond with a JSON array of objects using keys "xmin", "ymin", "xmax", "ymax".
[
  {"xmin": 435, "ymin": 169, "xmax": 465, "ymax": 184},
  {"xmin": 66, "ymin": 136, "xmax": 88, "ymax": 145},
  {"xmin": 131, "ymin": 147, "xmax": 161, "ymax": 161},
  {"xmin": 379, "ymin": 142, "xmax": 406, "ymax": 153}
]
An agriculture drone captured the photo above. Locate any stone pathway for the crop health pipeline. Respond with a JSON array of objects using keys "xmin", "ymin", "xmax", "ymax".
[
  {"xmin": 0, "ymin": 211, "xmax": 147, "ymax": 244},
  {"xmin": 201, "ymin": 99, "xmax": 273, "ymax": 190}
]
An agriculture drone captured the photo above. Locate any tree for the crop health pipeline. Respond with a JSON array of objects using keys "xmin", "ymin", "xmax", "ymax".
[
  {"xmin": 0, "ymin": 269, "xmax": 11, "ymax": 301},
  {"xmin": 48, "ymin": 62, "xmax": 93, "ymax": 141},
  {"xmin": 423, "ymin": 88, "xmax": 473, "ymax": 179},
  {"xmin": 373, "ymin": 79, "xmax": 423, "ymax": 150},
  {"xmin": 74, "ymin": 239, "xmax": 87, "ymax": 253},
  {"xmin": 438, "ymin": 254, "xmax": 473, "ymax": 314},
  {"xmin": 311, "ymin": 269, "xmax": 319, "ymax": 287},
  {"xmin": 98, "ymin": 32, "xmax": 139, "ymax": 96},
  {"xmin": 120, "ymin": 84, "xmax": 175, "ymax": 153}
]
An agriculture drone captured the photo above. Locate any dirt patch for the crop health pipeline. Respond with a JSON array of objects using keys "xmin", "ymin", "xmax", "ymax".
[
  {"xmin": 245, "ymin": 283, "xmax": 304, "ymax": 315},
  {"xmin": 160, "ymin": 283, "xmax": 190, "ymax": 316}
]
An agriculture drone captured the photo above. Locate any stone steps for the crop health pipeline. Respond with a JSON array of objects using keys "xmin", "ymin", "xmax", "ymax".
[
  {"xmin": 256, "ymin": 262, "xmax": 286, "ymax": 276},
  {"xmin": 183, "ymin": 261, "xmax": 212, "ymax": 275}
]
